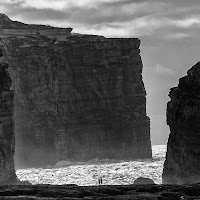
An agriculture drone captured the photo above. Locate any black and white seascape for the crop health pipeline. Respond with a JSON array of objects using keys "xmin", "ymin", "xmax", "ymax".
[{"xmin": 16, "ymin": 145, "xmax": 166, "ymax": 185}]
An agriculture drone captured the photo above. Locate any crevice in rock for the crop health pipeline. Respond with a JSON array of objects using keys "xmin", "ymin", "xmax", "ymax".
[{"xmin": 0, "ymin": 48, "xmax": 17, "ymax": 184}]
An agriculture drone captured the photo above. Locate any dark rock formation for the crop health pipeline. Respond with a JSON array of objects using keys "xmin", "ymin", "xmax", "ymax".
[
  {"xmin": 0, "ymin": 183, "xmax": 200, "ymax": 199},
  {"xmin": 163, "ymin": 62, "xmax": 200, "ymax": 184},
  {"xmin": 0, "ymin": 53, "xmax": 16, "ymax": 184},
  {"xmin": 0, "ymin": 14, "xmax": 151, "ymax": 167},
  {"xmin": 133, "ymin": 177, "xmax": 155, "ymax": 185}
]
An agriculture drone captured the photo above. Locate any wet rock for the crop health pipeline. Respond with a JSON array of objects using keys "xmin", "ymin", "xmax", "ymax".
[
  {"xmin": 163, "ymin": 62, "xmax": 200, "ymax": 184},
  {"xmin": 0, "ymin": 184, "xmax": 198, "ymax": 200},
  {"xmin": 133, "ymin": 177, "xmax": 155, "ymax": 185},
  {"xmin": 158, "ymin": 192, "xmax": 185, "ymax": 200},
  {"xmin": 0, "ymin": 14, "xmax": 152, "ymax": 167}
]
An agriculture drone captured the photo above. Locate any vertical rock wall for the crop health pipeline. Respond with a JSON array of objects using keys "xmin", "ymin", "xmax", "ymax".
[
  {"xmin": 0, "ymin": 52, "xmax": 16, "ymax": 183},
  {"xmin": 163, "ymin": 62, "xmax": 200, "ymax": 184},
  {"xmin": 0, "ymin": 15, "xmax": 151, "ymax": 167},
  {"xmin": 1, "ymin": 35, "xmax": 151, "ymax": 167}
]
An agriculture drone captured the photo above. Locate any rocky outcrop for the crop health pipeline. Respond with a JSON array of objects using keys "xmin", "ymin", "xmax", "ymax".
[
  {"xmin": 0, "ymin": 184, "xmax": 200, "ymax": 199},
  {"xmin": 163, "ymin": 62, "xmax": 200, "ymax": 184},
  {"xmin": 0, "ymin": 14, "xmax": 151, "ymax": 167},
  {"xmin": 133, "ymin": 177, "xmax": 155, "ymax": 185},
  {"xmin": 0, "ymin": 54, "xmax": 16, "ymax": 184}
]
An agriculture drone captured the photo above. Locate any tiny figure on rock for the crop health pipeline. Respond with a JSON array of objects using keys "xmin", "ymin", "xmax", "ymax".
[{"xmin": 98, "ymin": 177, "xmax": 103, "ymax": 185}]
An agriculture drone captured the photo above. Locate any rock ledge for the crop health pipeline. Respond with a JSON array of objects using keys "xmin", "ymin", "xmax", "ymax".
[{"xmin": 0, "ymin": 184, "xmax": 199, "ymax": 199}]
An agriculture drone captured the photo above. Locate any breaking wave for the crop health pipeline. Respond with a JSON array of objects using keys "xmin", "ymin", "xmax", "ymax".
[{"xmin": 16, "ymin": 145, "xmax": 166, "ymax": 185}]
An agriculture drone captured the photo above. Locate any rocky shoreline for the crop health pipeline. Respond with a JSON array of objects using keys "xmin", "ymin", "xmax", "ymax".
[{"xmin": 0, "ymin": 184, "xmax": 200, "ymax": 199}]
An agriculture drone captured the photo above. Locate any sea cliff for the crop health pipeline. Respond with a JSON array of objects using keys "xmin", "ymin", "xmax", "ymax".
[
  {"xmin": 163, "ymin": 62, "xmax": 200, "ymax": 184},
  {"xmin": 0, "ymin": 14, "xmax": 151, "ymax": 167}
]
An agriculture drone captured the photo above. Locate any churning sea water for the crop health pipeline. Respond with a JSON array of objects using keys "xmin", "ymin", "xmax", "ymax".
[{"xmin": 16, "ymin": 145, "xmax": 166, "ymax": 185}]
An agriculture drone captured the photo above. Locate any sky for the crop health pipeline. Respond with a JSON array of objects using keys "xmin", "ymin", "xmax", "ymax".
[{"xmin": 1, "ymin": 0, "xmax": 200, "ymax": 145}]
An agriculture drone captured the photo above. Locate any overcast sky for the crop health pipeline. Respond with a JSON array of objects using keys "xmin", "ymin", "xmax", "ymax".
[{"xmin": 1, "ymin": 0, "xmax": 200, "ymax": 145}]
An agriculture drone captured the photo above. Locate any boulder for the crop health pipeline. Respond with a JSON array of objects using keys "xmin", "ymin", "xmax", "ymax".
[{"xmin": 133, "ymin": 177, "xmax": 155, "ymax": 185}]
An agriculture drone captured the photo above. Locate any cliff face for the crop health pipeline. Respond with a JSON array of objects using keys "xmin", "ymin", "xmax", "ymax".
[
  {"xmin": 0, "ymin": 14, "xmax": 151, "ymax": 167},
  {"xmin": 0, "ymin": 54, "xmax": 16, "ymax": 184},
  {"xmin": 163, "ymin": 62, "xmax": 200, "ymax": 184},
  {"xmin": 0, "ymin": 13, "xmax": 72, "ymax": 40}
]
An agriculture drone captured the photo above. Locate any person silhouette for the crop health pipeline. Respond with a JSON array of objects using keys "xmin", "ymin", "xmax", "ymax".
[
  {"xmin": 98, "ymin": 177, "xmax": 103, "ymax": 185},
  {"xmin": 100, "ymin": 177, "xmax": 102, "ymax": 184}
]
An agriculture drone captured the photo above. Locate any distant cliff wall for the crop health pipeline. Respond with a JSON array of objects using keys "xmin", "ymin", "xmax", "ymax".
[
  {"xmin": 0, "ymin": 29, "xmax": 72, "ymax": 41},
  {"xmin": 0, "ymin": 13, "xmax": 72, "ymax": 40},
  {"xmin": 0, "ymin": 53, "xmax": 16, "ymax": 183},
  {"xmin": 163, "ymin": 62, "xmax": 200, "ymax": 184},
  {"xmin": 0, "ymin": 14, "xmax": 152, "ymax": 167}
]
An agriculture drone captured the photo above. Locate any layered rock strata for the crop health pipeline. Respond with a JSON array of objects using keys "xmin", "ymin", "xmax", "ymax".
[
  {"xmin": 0, "ymin": 13, "xmax": 72, "ymax": 40},
  {"xmin": 163, "ymin": 62, "xmax": 200, "ymax": 184},
  {"xmin": 0, "ymin": 14, "xmax": 151, "ymax": 167},
  {"xmin": 0, "ymin": 53, "xmax": 16, "ymax": 184}
]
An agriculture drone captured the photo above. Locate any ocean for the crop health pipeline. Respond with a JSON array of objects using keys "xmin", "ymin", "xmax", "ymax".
[{"xmin": 16, "ymin": 145, "xmax": 167, "ymax": 185}]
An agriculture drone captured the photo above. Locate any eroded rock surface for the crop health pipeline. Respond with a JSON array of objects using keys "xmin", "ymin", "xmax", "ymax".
[
  {"xmin": 0, "ymin": 14, "xmax": 151, "ymax": 167},
  {"xmin": 0, "ymin": 56, "xmax": 16, "ymax": 184},
  {"xmin": 0, "ymin": 184, "xmax": 199, "ymax": 200},
  {"xmin": 163, "ymin": 62, "xmax": 200, "ymax": 184}
]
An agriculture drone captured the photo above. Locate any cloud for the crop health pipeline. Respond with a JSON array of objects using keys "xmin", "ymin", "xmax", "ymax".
[
  {"xmin": 21, "ymin": 0, "xmax": 68, "ymax": 11},
  {"xmin": 165, "ymin": 33, "xmax": 191, "ymax": 40},
  {"xmin": 153, "ymin": 64, "xmax": 175, "ymax": 76},
  {"xmin": 1, "ymin": 0, "xmax": 200, "ymax": 40},
  {"xmin": 172, "ymin": 17, "xmax": 200, "ymax": 28}
]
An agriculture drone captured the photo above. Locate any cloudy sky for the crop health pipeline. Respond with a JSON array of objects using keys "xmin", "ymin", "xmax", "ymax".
[{"xmin": 1, "ymin": 0, "xmax": 200, "ymax": 144}]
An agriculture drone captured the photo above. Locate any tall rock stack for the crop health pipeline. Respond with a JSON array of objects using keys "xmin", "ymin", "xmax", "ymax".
[
  {"xmin": 0, "ymin": 14, "xmax": 152, "ymax": 167},
  {"xmin": 163, "ymin": 62, "xmax": 200, "ymax": 184},
  {"xmin": 0, "ymin": 52, "xmax": 16, "ymax": 184}
]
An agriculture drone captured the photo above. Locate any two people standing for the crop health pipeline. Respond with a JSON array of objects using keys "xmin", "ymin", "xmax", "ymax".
[{"xmin": 98, "ymin": 177, "xmax": 103, "ymax": 185}]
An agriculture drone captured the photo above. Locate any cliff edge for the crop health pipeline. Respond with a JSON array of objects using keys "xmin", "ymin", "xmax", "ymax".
[
  {"xmin": 163, "ymin": 62, "xmax": 200, "ymax": 184},
  {"xmin": 0, "ymin": 14, "xmax": 151, "ymax": 167}
]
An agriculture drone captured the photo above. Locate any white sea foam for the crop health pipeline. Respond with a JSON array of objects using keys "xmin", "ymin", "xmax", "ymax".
[{"xmin": 16, "ymin": 145, "xmax": 166, "ymax": 185}]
